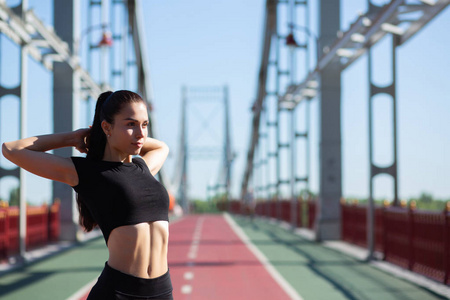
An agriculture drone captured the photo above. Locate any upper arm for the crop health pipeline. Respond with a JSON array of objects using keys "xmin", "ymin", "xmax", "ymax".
[
  {"xmin": 2, "ymin": 143, "xmax": 78, "ymax": 186},
  {"xmin": 140, "ymin": 143, "xmax": 169, "ymax": 176}
]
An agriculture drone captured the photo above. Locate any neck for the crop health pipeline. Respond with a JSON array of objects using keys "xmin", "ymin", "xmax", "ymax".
[{"xmin": 103, "ymin": 145, "xmax": 132, "ymax": 163}]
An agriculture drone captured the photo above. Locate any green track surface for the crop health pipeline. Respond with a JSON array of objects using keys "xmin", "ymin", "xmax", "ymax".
[
  {"xmin": 0, "ymin": 237, "xmax": 107, "ymax": 300},
  {"xmin": 0, "ymin": 217, "xmax": 448, "ymax": 300},
  {"xmin": 233, "ymin": 216, "xmax": 447, "ymax": 300}
]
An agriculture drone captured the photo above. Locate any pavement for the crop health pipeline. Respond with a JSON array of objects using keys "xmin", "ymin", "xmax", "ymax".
[{"xmin": 0, "ymin": 213, "xmax": 448, "ymax": 300}]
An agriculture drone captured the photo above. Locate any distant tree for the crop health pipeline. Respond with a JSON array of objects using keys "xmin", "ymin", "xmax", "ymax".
[
  {"xmin": 9, "ymin": 187, "xmax": 19, "ymax": 206},
  {"xmin": 419, "ymin": 192, "xmax": 433, "ymax": 203}
]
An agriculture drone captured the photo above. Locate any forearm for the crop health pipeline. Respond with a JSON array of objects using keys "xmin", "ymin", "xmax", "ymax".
[
  {"xmin": 140, "ymin": 137, "xmax": 169, "ymax": 155},
  {"xmin": 2, "ymin": 132, "xmax": 77, "ymax": 154},
  {"xmin": 1, "ymin": 131, "xmax": 84, "ymax": 186},
  {"xmin": 140, "ymin": 137, "xmax": 169, "ymax": 175}
]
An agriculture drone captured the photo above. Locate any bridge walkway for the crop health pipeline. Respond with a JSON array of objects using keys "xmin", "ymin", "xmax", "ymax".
[{"xmin": 0, "ymin": 214, "xmax": 448, "ymax": 299}]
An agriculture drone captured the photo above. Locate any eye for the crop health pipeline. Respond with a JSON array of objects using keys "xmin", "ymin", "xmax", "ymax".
[
  {"xmin": 127, "ymin": 122, "xmax": 135, "ymax": 127},
  {"xmin": 142, "ymin": 122, "xmax": 148, "ymax": 128}
]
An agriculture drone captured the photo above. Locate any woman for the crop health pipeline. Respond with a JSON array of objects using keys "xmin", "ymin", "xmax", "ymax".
[{"xmin": 2, "ymin": 90, "xmax": 173, "ymax": 299}]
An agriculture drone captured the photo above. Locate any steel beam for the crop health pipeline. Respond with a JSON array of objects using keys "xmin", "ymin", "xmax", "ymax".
[
  {"xmin": 0, "ymin": 1, "xmax": 104, "ymax": 100},
  {"xmin": 52, "ymin": 0, "xmax": 79, "ymax": 242},
  {"xmin": 241, "ymin": 0, "xmax": 277, "ymax": 200},
  {"xmin": 279, "ymin": 0, "xmax": 450, "ymax": 109},
  {"xmin": 315, "ymin": 0, "xmax": 342, "ymax": 241}
]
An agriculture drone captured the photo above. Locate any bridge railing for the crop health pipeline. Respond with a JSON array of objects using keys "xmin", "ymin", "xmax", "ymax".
[
  {"xmin": 0, "ymin": 201, "xmax": 60, "ymax": 260},
  {"xmin": 342, "ymin": 201, "xmax": 450, "ymax": 285},
  {"xmin": 224, "ymin": 198, "xmax": 449, "ymax": 285},
  {"xmin": 222, "ymin": 198, "xmax": 317, "ymax": 229}
]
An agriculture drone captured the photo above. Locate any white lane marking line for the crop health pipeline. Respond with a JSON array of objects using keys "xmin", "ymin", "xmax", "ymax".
[
  {"xmin": 182, "ymin": 216, "xmax": 204, "ymax": 295},
  {"xmin": 65, "ymin": 278, "xmax": 97, "ymax": 300},
  {"xmin": 181, "ymin": 284, "xmax": 193, "ymax": 294},
  {"xmin": 224, "ymin": 213, "xmax": 304, "ymax": 300},
  {"xmin": 187, "ymin": 217, "xmax": 204, "ymax": 260},
  {"xmin": 184, "ymin": 271, "xmax": 194, "ymax": 280}
]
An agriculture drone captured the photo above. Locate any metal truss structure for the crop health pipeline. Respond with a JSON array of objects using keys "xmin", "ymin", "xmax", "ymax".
[
  {"xmin": 242, "ymin": 0, "xmax": 449, "ymax": 247},
  {"xmin": 0, "ymin": 0, "xmax": 158, "ymax": 257},
  {"xmin": 0, "ymin": 1, "xmax": 103, "ymax": 98},
  {"xmin": 279, "ymin": 0, "xmax": 450, "ymax": 108},
  {"xmin": 176, "ymin": 86, "xmax": 233, "ymax": 212}
]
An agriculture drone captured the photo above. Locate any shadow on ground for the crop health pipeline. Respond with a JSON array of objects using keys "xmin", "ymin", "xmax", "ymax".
[{"xmin": 233, "ymin": 216, "xmax": 447, "ymax": 300}]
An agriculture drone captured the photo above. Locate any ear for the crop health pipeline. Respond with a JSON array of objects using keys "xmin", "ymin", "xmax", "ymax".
[{"xmin": 101, "ymin": 120, "xmax": 112, "ymax": 137}]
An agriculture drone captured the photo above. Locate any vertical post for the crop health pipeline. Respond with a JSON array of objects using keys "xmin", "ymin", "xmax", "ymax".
[
  {"xmin": 305, "ymin": 98, "xmax": 311, "ymax": 194},
  {"xmin": 408, "ymin": 204, "xmax": 415, "ymax": 271},
  {"xmin": 100, "ymin": 0, "xmax": 109, "ymax": 86},
  {"xmin": 368, "ymin": 33, "xmax": 399, "ymax": 260},
  {"xmin": 288, "ymin": 0, "xmax": 297, "ymax": 230},
  {"xmin": 392, "ymin": 35, "xmax": 399, "ymax": 206},
  {"xmin": 368, "ymin": 45, "xmax": 375, "ymax": 258},
  {"xmin": 122, "ymin": 2, "xmax": 128, "ymax": 89},
  {"xmin": 275, "ymin": 33, "xmax": 281, "ymax": 221},
  {"xmin": 382, "ymin": 202, "xmax": 388, "ymax": 259},
  {"xmin": 316, "ymin": 0, "xmax": 341, "ymax": 241},
  {"xmin": 53, "ymin": 0, "xmax": 80, "ymax": 241},
  {"xmin": 16, "ymin": 0, "xmax": 29, "ymax": 259},
  {"xmin": 180, "ymin": 86, "xmax": 189, "ymax": 213},
  {"xmin": 444, "ymin": 204, "xmax": 449, "ymax": 284},
  {"xmin": 290, "ymin": 109, "xmax": 297, "ymax": 229},
  {"xmin": 224, "ymin": 86, "xmax": 231, "ymax": 203}
]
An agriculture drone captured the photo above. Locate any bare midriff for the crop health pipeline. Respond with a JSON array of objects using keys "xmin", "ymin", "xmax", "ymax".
[{"xmin": 106, "ymin": 221, "xmax": 169, "ymax": 279}]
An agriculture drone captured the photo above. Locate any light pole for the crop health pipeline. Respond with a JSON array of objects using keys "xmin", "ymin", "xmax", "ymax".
[
  {"xmin": 286, "ymin": 23, "xmax": 320, "ymax": 73},
  {"xmin": 75, "ymin": 23, "xmax": 113, "ymax": 125},
  {"xmin": 75, "ymin": 23, "xmax": 113, "ymax": 58},
  {"xmin": 285, "ymin": 23, "xmax": 318, "ymax": 229}
]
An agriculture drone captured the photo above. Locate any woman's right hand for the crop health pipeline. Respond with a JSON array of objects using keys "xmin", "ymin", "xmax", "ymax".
[{"xmin": 2, "ymin": 130, "xmax": 86, "ymax": 186}]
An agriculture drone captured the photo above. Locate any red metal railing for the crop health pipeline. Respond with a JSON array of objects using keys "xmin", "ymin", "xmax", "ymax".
[
  {"xmin": 342, "ymin": 202, "xmax": 450, "ymax": 285},
  {"xmin": 226, "ymin": 198, "xmax": 449, "ymax": 285},
  {"xmin": 307, "ymin": 200, "xmax": 316, "ymax": 229},
  {"xmin": 227, "ymin": 197, "xmax": 317, "ymax": 229},
  {"xmin": 0, "ymin": 202, "xmax": 60, "ymax": 260}
]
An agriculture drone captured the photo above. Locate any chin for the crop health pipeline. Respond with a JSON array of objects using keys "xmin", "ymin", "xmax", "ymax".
[{"xmin": 132, "ymin": 149, "xmax": 142, "ymax": 155}]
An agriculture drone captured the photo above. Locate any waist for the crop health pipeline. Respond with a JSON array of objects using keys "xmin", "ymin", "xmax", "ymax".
[
  {"xmin": 107, "ymin": 251, "xmax": 168, "ymax": 279},
  {"xmin": 99, "ymin": 262, "xmax": 173, "ymax": 297},
  {"xmin": 107, "ymin": 221, "xmax": 169, "ymax": 278}
]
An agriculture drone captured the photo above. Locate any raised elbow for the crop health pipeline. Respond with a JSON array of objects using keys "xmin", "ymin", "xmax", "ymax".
[
  {"xmin": 2, "ymin": 142, "xmax": 12, "ymax": 160},
  {"xmin": 161, "ymin": 143, "xmax": 169, "ymax": 159}
]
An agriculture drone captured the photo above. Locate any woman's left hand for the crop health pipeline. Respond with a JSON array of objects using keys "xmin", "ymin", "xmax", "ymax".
[{"xmin": 72, "ymin": 128, "xmax": 91, "ymax": 154}]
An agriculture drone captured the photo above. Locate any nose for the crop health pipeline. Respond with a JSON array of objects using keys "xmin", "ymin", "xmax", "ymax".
[{"xmin": 136, "ymin": 125, "xmax": 146, "ymax": 138}]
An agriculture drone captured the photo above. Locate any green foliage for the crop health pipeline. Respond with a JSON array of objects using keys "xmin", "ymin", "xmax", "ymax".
[
  {"xmin": 299, "ymin": 188, "xmax": 316, "ymax": 198},
  {"xmin": 409, "ymin": 192, "xmax": 448, "ymax": 211},
  {"xmin": 9, "ymin": 187, "xmax": 19, "ymax": 206},
  {"xmin": 191, "ymin": 199, "xmax": 221, "ymax": 214},
  {"xmin": 418, "ymin": 192, "xmax": 433, "ymax": 203},
  {"xmin": 344, "ymin": 191, "xmax": 449, "ymax": 211}
]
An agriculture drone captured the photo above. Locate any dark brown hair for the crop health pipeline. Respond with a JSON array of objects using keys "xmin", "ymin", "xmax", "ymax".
[{"xmin": 77, "ymin": 90, "xmax": 145, "ymax": 231}]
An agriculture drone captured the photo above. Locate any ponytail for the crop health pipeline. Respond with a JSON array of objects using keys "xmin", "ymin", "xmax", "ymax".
[
  {"xmin": 76, "ymin": 91, "xmax": 112, "ymax": 232},
  {"xmin": 76, "ymin": 90, "xmax": 144, "ymax": 232},
  {"xmin": 86, "ymin": 91, "xmax": 113, "ymax": 161}
]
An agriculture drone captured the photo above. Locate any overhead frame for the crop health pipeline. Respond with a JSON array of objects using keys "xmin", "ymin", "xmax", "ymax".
[
  {"xmin": 279, "ymin": 0, "xmax": 450, "ymax": 109},
  {"xmin": 0, "ymin": 2, "xmax": 104, "ymax": 100}
]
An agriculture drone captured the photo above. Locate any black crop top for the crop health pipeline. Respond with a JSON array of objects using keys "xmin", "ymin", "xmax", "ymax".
[{"xmin": 71, "ymin": 156, "xmax": 169, "ymax": 244}]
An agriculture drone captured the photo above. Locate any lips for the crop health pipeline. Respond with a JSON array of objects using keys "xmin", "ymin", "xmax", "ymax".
[{"xmin": 133, "ymin": 142, "xmax": 143, "ymax": 148}]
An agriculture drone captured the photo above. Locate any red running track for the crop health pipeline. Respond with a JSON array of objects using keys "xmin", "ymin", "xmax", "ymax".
[
  {"xmin": 169, "ymin": 214, "xmax": 290, "ymax": 299},
  {"xmin": 78, "ymin": 214, "xmax": 291, "ymax": 299}
]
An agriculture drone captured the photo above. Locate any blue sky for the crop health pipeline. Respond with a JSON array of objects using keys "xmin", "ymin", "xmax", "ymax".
[{"xmin": 0, "ymin": 0, "xmax": 449, "ymax": 204}]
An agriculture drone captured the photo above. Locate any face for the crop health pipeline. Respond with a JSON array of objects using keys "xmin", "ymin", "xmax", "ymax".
[{"xmin": 102, "ymin": 101, "xmax": 148, "ymax": 161}]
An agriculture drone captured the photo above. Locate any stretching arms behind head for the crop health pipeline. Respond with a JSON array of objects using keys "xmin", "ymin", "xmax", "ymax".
[{"xmin": 2, "ymin": 90, "xmax": 173, "ymax": 299}]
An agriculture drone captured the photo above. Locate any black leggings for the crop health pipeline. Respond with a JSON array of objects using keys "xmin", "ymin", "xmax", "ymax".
[{"xmin": 87, "ymin": 262, "xmax": 173, "ymax": 300}]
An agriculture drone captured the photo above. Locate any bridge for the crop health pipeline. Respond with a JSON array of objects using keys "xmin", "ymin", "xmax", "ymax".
[{"xmin": 0, "ymin": 0, "xmax": 449, "ymax": 299}]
